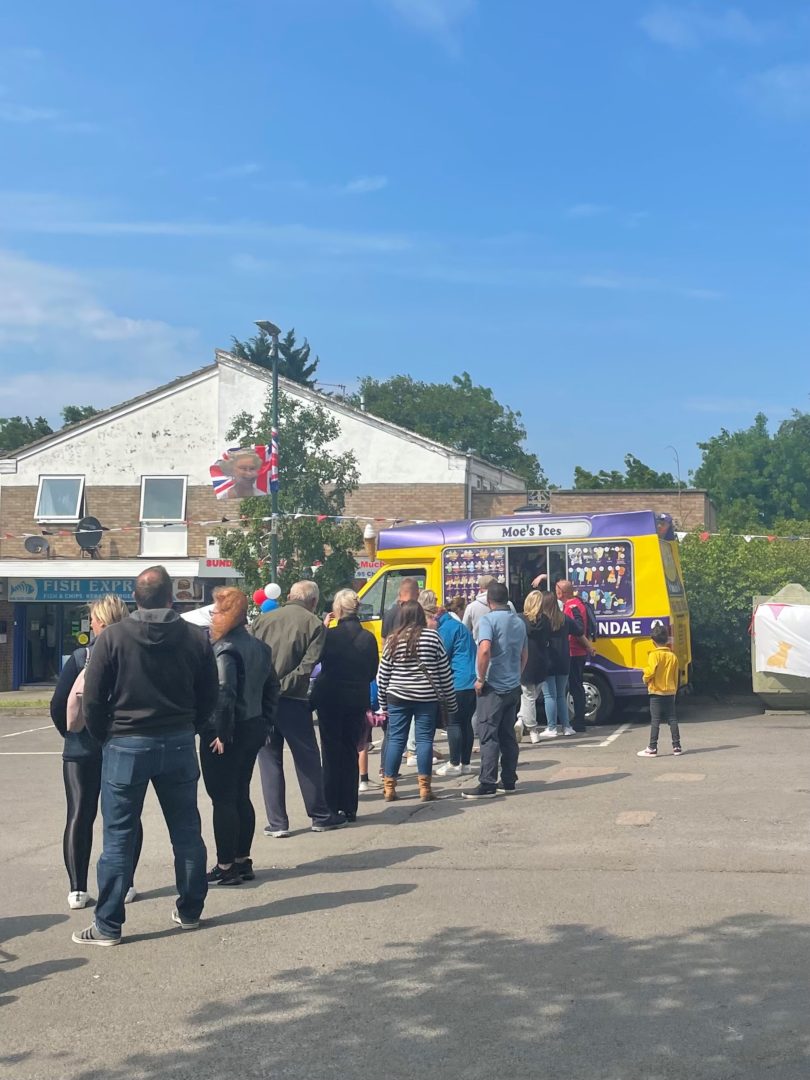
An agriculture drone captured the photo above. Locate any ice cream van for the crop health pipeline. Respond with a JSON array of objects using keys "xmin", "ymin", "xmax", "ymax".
[{"xmin": 356, "ymin": 510, "xmax": 690, "ymax": 723}]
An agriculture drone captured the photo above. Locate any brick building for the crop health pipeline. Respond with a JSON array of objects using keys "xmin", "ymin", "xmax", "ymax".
[{"xmin": 0, "ymin": 350, "xmax": 523, "ymax": 690}]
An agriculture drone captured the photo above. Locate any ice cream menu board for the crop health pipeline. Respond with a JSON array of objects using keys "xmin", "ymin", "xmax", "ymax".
[
  {"xmin": 567, "ymin": 542, "xmax": 633, "ymax": 615},
  {"xmin": 443, "ymin": 546, "xmax": 507, "ymax": 605}
]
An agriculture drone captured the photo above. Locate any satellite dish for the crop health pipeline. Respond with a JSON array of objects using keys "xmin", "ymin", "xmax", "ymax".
[
  {"xmin": 24, "ymin": 536, "xmax": 50, "ymax": 555},
  {"xmin": 76, "ymin": 516, "xmax": 103, "ymax": 554}
]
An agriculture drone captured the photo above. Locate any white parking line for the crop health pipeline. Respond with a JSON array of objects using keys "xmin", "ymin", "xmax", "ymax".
[
  {"xmin": 596, "ymin": 722, "xmax": 632, "ymax": 747},
  {"xmin": 0, "ymin": 751, "xmax": 62, "ymax": 756},
  {"xmin": 0, "ymin": 725, "xmax": 52, "ymax": 739}
]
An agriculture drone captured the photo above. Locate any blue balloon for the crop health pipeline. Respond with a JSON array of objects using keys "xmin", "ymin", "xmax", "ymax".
[{"xmin": 260, "ymin": 598, "xmax": 278, "ymax": 613}]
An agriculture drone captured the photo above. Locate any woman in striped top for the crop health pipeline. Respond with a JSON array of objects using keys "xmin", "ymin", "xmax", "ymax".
[{"xmin": 377, "ymin": 601, "xmax": 457, "ymax": 803}]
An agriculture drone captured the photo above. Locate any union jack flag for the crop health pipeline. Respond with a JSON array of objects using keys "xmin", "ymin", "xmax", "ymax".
[{"xmin": 210, "ymin": 441, "xmax": 279, "ymax": 501}]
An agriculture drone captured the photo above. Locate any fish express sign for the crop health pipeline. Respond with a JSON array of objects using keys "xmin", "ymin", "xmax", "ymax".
[
  {"xmin": 471, "ymin": 519, "xmax": 593, "ymax": 542},
  {"xmin": 9, "ymin": 578, "xmax": 136, "ymax": 602}
]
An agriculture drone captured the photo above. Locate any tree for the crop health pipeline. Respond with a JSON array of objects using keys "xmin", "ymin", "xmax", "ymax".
[
  {"xmin": 217, "ymin": 390, "xmax": 362, "ymax": 601},
  {"xmin": 573, "ymin": 454, "xmax": 678, "ymax": 490},
  {"xmin": 692, "ymin": 411, "xmax": 810, "ymax": 530},
  {"xmin": 358, "ymin": 372, "xmax": 546, "ymax": 486},
  {"xmin": 230, "ymin": 328, "xmax": 320, "ymax": 387},
  {"xmin": 61, "ymin": 405, "xmax": 100, "ymax": 425},
  {"xmin": 0, "ymin": 415, "xmax": 53, "ymax": 454}
]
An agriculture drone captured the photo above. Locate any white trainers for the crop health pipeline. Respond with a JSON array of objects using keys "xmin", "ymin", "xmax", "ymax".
[
  {"xmin": 514, "ymin": 720, "xmax": 524, "ymax": 742},
  {"xmin": 358, "ymin": 779, "xmax": 371, "ymax": 792},
  {"xmin": 68, "ymin": 891, "xmax": 88, "ymax": 910},
  {"xmin": 264, "ymin": 826, "xmax": 291, "ymax": 838},
  {"xmin": 637, "ymin": 747, "xmax": 658, "ymax": 757},
  {"xmin": 538, "ymin": 728, "xmax": 559, "ymax": 738},
  {"xmin": 461, "ymin": 764, "xmax": 474, "ymax": 774},
  {"xmin": 435, "ymin": 761, "xmax": 462, "ymax": 776},
  {"xmin": 562, "ymin": 726, "xmax": 576, "ymax": 736},
  {"xmin": 124, "ymin": 887, "xmax": 137, "ymax": 904},
  {"xmin": 529, "ymin": 729, "xmax": 543, "ymax": 744}
]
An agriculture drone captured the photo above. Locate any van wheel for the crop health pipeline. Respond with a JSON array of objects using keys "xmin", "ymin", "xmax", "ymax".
[{"xmin": 581, "ymin": 673, "xmax": 614, "ymax": 726}]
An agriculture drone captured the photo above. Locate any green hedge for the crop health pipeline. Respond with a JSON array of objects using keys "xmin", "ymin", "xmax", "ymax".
[{"xmin": 679, "ymin": 534, "xmax": 810, "ymax": 690}]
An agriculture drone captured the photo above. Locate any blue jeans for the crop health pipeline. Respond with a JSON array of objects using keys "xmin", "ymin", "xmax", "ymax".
[
  {"xmin": 95, "ymin": 731, "xmax": 207, "ymax": 938},
  {"xmin": 540, "ymin": 674, "xmax": 570, "ymax": 732},
  {"xmin": 384, "ymin": 701, "xmax": 438, "ymax": 777}
]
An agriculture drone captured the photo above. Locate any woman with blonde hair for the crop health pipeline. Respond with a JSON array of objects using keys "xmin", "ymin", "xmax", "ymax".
[
  {"xmin": 200, "ymin": 587, "xmax": 279, "ymax": 885},
  {"xmin": 50, "ymin": 595, "xmax": 142, "ymax": 910},
  {"xmin": 537, "ymin": 591, "xmax": 592, "ymax": 738},
  {"xmin": 516, "ymin": 590, "xmax": 551, "ymax": 743},
  {"xmin": 311, "ymin": 588, "xmax": 379, "ymax": 821}
]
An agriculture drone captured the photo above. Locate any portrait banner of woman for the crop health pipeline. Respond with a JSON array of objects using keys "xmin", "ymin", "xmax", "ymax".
[{"xmin": 210, "ymin": 441, "xmax": 279, "ymax": 501}]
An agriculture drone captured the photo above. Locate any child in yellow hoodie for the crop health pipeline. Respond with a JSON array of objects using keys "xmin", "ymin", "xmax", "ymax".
[{"xmin": 637, "ymin": 624, "xmax": 681, "ymax": 757}]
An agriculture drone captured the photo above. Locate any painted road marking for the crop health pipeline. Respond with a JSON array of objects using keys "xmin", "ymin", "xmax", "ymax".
[
  {"xmin": 654, "ymin": 772, "xmax": 706, "ymax": 782},
  {"xmin": 0, "ymin": 751, "xmax": 62, "ymax": 756},
  {"xmin": 550, "ymin": 765, "xmax": 618, "ymax": 782},
  {"xmin": 616, "ymin": 810, "xmax": 658, "ymax": 826},
  {"xmin": 597, "ymin": 722, "xmax": 632, "ymax": 747},
  {"xmin": 0, "ymin": 725, "xmax": 52, "ymax": 739}
]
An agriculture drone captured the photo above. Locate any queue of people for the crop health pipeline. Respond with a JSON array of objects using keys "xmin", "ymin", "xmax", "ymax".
[{"xmin": 49, "ymin": 565, "xmax": 604, "ymax": 946}]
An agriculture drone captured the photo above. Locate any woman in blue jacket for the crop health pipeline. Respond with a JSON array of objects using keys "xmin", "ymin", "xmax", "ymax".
[{"xmin": 420, "ymin": 592, "xmax": 478, "ymax": 776}]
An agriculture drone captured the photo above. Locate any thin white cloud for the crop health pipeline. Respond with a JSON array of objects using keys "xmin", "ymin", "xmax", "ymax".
[
  {"xmin": 566, "ymin": 202, "xmax": 610, "ymax": 218},
  {"xmin": 578, "ymin": 272, "xmax": 722, "ymax": 300},
  {"xmin": 382, "ymin": 0, "xmax": 475, "ymax": 53},
  {"xmin": 0, "ymin": 101, "xmax": 59, "ymax": 124},
  {"xmin": 206, "ymin": 161, "xmax": 263, "ymax": 181},
  {"xmin": 342, "ymin": 175, "xmax": 389, "ymax": 195},
  {"xmin": 640, "ymin": 4, "xmax": 771, "ymax": 49},
  {"xmin": 0, "ymin": 191, "xmax": 412, "ymax": 254},
  {"xmin": 745, "ymin": 63, "xmax": 810, "ymax": 119},
  {"xmin": 0, "ymin": 248, "xmax": 201, "ymax": 421}
]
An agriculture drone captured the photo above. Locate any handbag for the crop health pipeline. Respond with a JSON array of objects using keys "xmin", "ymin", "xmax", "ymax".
[{"xmin": 417, "ymin": 661, "xmax": 451, "ymax": 729}]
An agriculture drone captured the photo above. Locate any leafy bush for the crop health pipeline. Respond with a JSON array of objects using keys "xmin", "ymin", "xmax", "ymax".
[{"xmin": 680, "ymin": 534, "xmax": 810, "ymax": 690}]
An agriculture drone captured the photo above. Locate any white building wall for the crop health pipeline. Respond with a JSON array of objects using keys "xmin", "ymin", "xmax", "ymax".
[{"xmin": 5, "ymin": 371, "xmax": 219, "ymax": 486}]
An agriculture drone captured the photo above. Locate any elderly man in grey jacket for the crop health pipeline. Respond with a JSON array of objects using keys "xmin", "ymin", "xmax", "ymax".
[{"xmin": 251, "ymin": 580, "xmax": 345, "ymax": 835}]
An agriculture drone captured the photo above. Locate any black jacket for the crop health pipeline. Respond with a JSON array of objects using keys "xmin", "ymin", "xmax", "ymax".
[
  {"xmin": 541, "ymin": 614, "xmax": 583, "ymax": 676},
  {"xmin": 83, "ymin": 609, "xmax": 218, "ymax": 740},
  {"xmin": 208, "ymin": 625, "xmax": 280, "ymax": 742},
  {"xmin": 520, "ymin": 616, "xmax": 550, "ymax": 685},
  {"xmin": 310, "ymin": 615, "xmax": 379, "ymax": 715}
]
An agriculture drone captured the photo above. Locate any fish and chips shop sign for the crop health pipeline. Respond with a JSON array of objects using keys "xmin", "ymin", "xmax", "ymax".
[{"xmin": 9, "ymin": 578, "xmax": 136, "ymax": 602}]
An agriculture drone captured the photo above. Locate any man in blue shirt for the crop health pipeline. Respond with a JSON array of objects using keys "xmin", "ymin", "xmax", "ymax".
[{"xmin": 462, "ymin": 581, "xmax": 528, "ymax": 799}]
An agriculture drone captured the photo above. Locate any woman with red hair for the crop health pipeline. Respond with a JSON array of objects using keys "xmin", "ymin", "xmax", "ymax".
[{"xmin": 200, "ymin": 587, "xmax": 280, "ymax": 885}]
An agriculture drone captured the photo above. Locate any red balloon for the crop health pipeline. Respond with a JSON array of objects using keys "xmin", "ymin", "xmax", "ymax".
[{"xmin": 252, "ymin": 589, "xmax": 266, "ymax": 606}]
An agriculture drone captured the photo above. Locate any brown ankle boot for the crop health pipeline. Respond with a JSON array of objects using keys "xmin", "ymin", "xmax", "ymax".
[
  {"xmin": 418, "ymin": 774, "xmax": 437, "ymax": 801},
  {"xmin": 383, "ymin": 777, "xmax": 398, "ymax": 802}
]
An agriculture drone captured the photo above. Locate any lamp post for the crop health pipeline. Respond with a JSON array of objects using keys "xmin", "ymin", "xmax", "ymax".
[
  {"xmin": 665, "ymin": 444, "xmax": 684, "ymax": 528},
  {"xmin": 256, "ymin": 320, "xmax": 281, "ymax": 582}
]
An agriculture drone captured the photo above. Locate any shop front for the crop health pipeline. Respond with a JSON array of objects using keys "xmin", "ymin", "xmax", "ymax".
[{"xmin": 0, "ymin": 558, "xmax": 242, "ymax": 690}]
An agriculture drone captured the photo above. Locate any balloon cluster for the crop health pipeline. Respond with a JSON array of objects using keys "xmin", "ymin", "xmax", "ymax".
[{"xmin": 252, "ymin": 582, "xmax": 282, "ymax": 613}]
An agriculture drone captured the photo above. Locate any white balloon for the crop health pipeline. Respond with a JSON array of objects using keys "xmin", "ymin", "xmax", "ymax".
[{"xmin": 264, "ymin": 583, "xmax": 282, "ymax": 600}]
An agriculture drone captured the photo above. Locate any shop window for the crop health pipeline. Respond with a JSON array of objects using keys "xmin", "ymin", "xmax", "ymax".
[
  {"xmin": 140, "ymin": 476, "xmax": 188, "ymax": 557},
  {"xmin": 35, "ymin": 476, "xmax": 85, "ymax": 522}
]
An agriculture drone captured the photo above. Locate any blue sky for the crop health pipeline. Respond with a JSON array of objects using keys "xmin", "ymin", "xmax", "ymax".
[{"xmin": 0, "ymin": 1, "xmax": 808, "ymax": 485}]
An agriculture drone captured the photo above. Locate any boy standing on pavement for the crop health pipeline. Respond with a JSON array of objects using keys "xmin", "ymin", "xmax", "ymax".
[
  {"xmin": 462, "ymin": 581, "xmax": 527, "ymax": 799},
  {"xmin": 637, "ymin": 625, "xmax": 682, "ymax": 758}
]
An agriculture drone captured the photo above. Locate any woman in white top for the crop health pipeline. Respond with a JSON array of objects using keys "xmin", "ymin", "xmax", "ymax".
[{"xmin": 377, "ymin": 601, "xmax": 456, "ymax": 803}]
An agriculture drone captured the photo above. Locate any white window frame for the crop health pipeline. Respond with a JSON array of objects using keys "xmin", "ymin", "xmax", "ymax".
[
  {"xmin": 34, "ymin": 475, "xmax": 85, "ymax": 522},
  {"xmin": 139, "ymin": 476, "xmax": 188, "ymax": 524}
]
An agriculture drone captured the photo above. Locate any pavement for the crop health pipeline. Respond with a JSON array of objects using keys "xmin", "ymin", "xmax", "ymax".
[{"xmin": 1, "ymin": 699, "xmax": 809, "ymax": 1080}]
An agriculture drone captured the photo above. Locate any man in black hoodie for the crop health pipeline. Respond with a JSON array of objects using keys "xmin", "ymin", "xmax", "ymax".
[{"xmin": 74, "ymin": 566, "xmax": 218, "ymax": 945}]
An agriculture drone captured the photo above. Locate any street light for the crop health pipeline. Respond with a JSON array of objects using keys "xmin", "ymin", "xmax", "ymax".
[
  {"xmin": 665, "ymin": 444, "xmax": 684, "ymax": 527},
  {"xmin": 255, "ymin": 320, "xmax": 281, "ymax": 582}
]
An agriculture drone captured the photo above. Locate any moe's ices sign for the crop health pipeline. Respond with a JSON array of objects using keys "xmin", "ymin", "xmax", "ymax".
[{"xmin": 471, "ymin": 519, "xmax": 593, "ymax": 543}]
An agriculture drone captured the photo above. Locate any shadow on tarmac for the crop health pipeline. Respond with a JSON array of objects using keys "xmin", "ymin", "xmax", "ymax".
[
  {"xmin": 0, "ymin": 914, "xmax": 86, "ymax": 1007},
  {"xmin": 66, "ymin": 915, "xmax": 810, "ymax": 1079}
]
